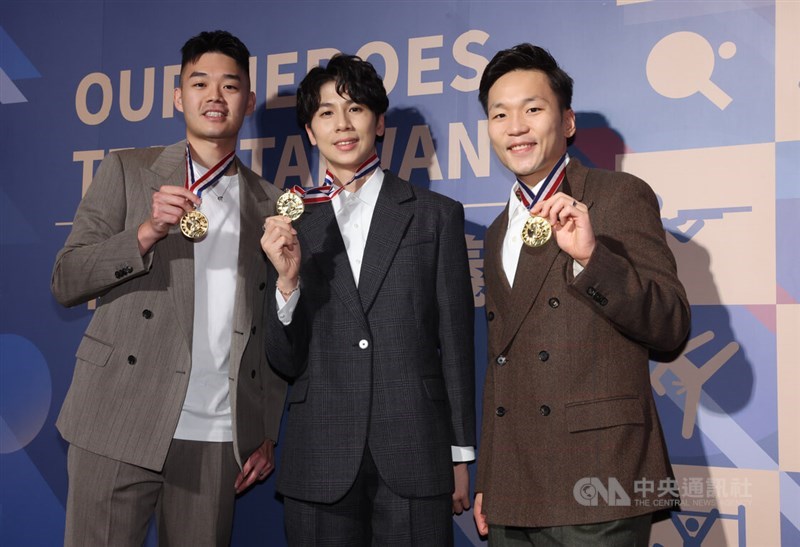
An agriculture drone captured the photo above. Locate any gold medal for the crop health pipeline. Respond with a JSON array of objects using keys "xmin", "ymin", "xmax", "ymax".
[
  {"xmin": 276, "ymin": 191, "xmax": 305, "ymax": 221},
  {"xmin": 180, "ymin": 209, "xmax": 209, "ymax": 239},
  {"xmin": 521, "ymin": 215, "xmax": 552, "ymax": 247}
]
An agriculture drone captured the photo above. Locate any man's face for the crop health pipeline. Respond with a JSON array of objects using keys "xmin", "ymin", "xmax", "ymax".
[
  {"xmin": 305, "ymin": 80, "xmax": 385, "ymax": 183},
  {"xmin": 486, "ymin": 69, "xmax": 575, "ymax": 186},
  {"xmin": 174, "ymin": 52, "xmax": 255, "ymax": 148}
]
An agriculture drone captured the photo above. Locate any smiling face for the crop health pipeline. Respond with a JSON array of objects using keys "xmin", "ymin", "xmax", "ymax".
[
  {"xmin": 174, "ymin": 52, "xmax": 255, "ymax": 153},
  {"xmin": 305, "ymin": 80, "xmax": 385, "ymax": 185},
  {"xmin": 486, "ymin": 69, "xmax": 575, "ymax": 186}
]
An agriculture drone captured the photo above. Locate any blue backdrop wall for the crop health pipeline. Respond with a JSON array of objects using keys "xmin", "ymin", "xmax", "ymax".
[{"xmin": 1, "ymin": 1, "xmax": 798, "ymax": 545}]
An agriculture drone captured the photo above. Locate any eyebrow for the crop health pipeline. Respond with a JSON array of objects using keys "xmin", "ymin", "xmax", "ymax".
[
  {"xmin": 188, "ymin": 71, "xmax": 242, "ymax": 81},
  {"xmin": 317, "ymin": 100, "xmax": 356, "ymax": 111},
  {"xmin": 489, "ymin": 96, "xmax": 546, "ymax": 110}
]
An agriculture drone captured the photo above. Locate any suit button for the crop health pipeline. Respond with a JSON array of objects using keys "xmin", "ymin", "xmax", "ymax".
[
  {"xmin": 538, "ymin": 351, "xmax": 549, "ymax": 362},
  {"xmin": 125, "ymin": 266, "xmax": 133, "ymax": 274},
  {"xmin": 487, "ymin": 311, "xmax": 495, "ymax": 321},
  {"xmin": 496, "ymin": 355, "xmax": 507, "ymax": 366},
  {"xmin": 358, "ymin": 339, "xmax": 369, "ymax": 349},
  {"xmin": 587, "ymin": 287, "xmax": 596, "ymax": 297},
  {"xmin": 540, "ymin": 405, "xmax": 551, "ymax": 416},
  {"xmin": 259, "ymin": 282, "xmax": 266, "ymax": 290},
  {"xmin": 115, "ymin": 270, "xmax": 122, "ymax": 279},
  {"xmin": 496, "ymin": 406, "xmax": 506, "ymax": 417},
  {"xmin": 251, "ymin": 369, "xmax": 256, "ymax": 379},
  {"xmin": 127, "ymin": 355, "xmax": 137, "ymax": 365},
  {"xmin": 599, "ymin": 297, "xmax": 608, "ymax": 306},
  {"xmin": 251, "ymin": 326, "xmax": 257, "ymax": 334},
  {"xmin": 142, "ymin": 309, "xmax": 153, "ymax": 319},
  {"xmin": 548, "ymin": 298, "xmax": 560, "ymax": 308}
]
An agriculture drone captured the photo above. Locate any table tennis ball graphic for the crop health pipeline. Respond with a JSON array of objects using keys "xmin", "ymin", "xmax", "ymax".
[{"xmin": 647, "ymin": 31, "xmax": 736, "ymax": 110}]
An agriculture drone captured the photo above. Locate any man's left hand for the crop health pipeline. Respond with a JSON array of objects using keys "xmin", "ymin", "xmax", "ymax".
[
  {"xmin": 234, "ymin": 439, "xmax": 275, "ymax": 494},
  {"xmin": 452, "ymin": 463, "xmax": 470, "ymax": 514},
  {"xmin": 532, "ymin": 192, "xmax": 596, "ymax": 267}
]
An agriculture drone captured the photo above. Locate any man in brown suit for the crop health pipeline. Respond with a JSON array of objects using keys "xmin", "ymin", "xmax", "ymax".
[
  {"xmin": 472, "ymin": 43, "xmax": 690, "ymax": 545},
  {"xmin": 51, "ymin": 31, "xmax": 286, "ymax": 546}
]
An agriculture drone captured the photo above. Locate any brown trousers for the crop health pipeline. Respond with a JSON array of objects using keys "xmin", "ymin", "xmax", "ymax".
[{"xmin": 65, "ymin": 439, "xmax": 238, "ymax": 546}]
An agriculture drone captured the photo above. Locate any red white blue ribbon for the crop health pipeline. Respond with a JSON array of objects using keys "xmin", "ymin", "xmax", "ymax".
[
  {"xmin": 185, "ymin": 145, "xmax": 236, "ymax": 198},
  {"xmin": 514, "ymin": 154, "xmax": 567, "ymax": 210},
  {"xmin": 287, "ymin": 152, "xmax": 380, "ymax": 204}
]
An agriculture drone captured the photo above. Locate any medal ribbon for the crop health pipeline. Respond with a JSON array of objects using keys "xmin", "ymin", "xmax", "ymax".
[
  {"xmin": 513, "ymin": 153, "xmax": 567, "ymax": 211},
  {"xmin": 287, "ymin": 152, "xmax": 380, "ymax": 204},
  {"xmin": 184, "ymin": 145, "xmax": 236, "ymax": 199}
]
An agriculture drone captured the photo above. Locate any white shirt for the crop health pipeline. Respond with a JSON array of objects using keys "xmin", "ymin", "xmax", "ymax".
[
  {"xmin": 277, "ymin": 168, "xmax": 473, "ymax": 462},
  {"xmin": 174, "ymin": 165, "xmax": 240, "ymax": 442},
  {"xmin": 502, "ymin": 156, "xmax": 582, "ymax": 286}
]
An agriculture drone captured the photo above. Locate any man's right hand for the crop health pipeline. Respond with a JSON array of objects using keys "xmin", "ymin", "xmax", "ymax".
[
  {"xmin": 138, "ymin": 186, "xmax": 200, "ymax": 254},
  {"xmin": 473, "ymin": 492, "xmax": 489, "ymax": 536},
  {"xmin": 261, "ymin": 215, "xmax": 301, "ymax": 291}
]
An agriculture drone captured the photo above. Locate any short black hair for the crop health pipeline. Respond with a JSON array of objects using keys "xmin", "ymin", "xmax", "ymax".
[
  {"xmin": 180, "ymin": 30, "xmax": 250, "ymax": 80},
  {"xmin": 296, "ymin": 54, "xmax": 389, "ymax": 129},
  {"xmin": 479, "ymin": 43, "xmax": 573, "ymax": 114}
]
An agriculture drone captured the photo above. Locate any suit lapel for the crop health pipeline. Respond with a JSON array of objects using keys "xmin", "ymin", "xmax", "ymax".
[
  {"xmin": 358, "ymin": 172, "xmax": 413, "ymax": 314},
  {"xmin": 233, "ymin": 161, "xmax": 273, "ymax": 353},
  {"xmin": 495, "ymin": 159, "xmax": 589, "ymax": 351},
  {"xmin": 146, "ymin": 141, "xmax": 195, "ymax": 350},
  {"xmin": 297, "ymin": 199, "xmax": 368, "ymax": 330}
]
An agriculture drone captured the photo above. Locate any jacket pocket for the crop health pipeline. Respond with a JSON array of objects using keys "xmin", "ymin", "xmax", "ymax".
[
  {"xmin": 422, "ymin": 376, "xmax": 447, "ymax": 401},
  {"xmin": 75, "ymin": 335, "xmax": 113, "ymax": 367},
  {"xmin": 287, "ymin": 378, "xmax": 309, "ymax": 405},
  {"xmin": 565, "ymin": 395, "xmax": 644, "ymax": 433}
]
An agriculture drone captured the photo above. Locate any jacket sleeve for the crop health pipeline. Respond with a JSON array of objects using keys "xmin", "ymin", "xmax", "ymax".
[
  {"xmin": 569, "ymin": 174, "xmax": 691, "ymax": 352},
  {"xmin": 436, "ymin": 201, "xmax": 477, "ymax": 448},
  {"xmin": 264, "ymin": 262, "xmax": 309, "ymax": 380},
  {"xmin": 51, "ymin": 151, "xmax": 153, "ymax": 307}
]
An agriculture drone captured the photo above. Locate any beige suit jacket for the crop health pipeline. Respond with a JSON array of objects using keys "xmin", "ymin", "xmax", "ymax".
[
  {"xmin": 476, "ymin": 159, "xmax": 690, "ymax": 527},
  {"xmin": 52, "ymin": 141, "xmax": 286, "ymax": 471}
]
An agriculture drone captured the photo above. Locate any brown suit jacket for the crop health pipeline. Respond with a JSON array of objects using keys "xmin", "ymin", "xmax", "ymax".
[
  {"xmin": 52, "ymin": 141, "xmax": 286, "ymax": 471},
  {"xmin": 476, "ymin": 159, "xmax": 690, "ymax": 527}
]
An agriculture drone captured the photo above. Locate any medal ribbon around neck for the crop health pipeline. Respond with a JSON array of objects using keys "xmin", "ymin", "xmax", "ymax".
[
  {"xmin": 515, "ymin": 154, "xmax": 568, "ymax": 247},
  {"xmin": 288, "ymin": 152, "xmax": 380, "ymax": 205},
  {"xmin": 184, "ymin": 145, "xmax": 236, "ymax": 199},
  {"xmin": 514, "ymin": 153, "xmax": 567, "ymax": 211}
]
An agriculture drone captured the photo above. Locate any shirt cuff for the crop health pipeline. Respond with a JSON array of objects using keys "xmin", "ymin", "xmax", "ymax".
[
  {"xmin": 276, "ymin": 287, "xmax": 300, "ymax": 326},
  {"xmin": 452, "ymin": 445, "xmax": 475, "ymax": 463}
]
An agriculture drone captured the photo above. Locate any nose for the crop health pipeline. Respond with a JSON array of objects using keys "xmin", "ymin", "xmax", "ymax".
[
  {"xmin": 206, "ymin": 85, "xmax": 224, "ymax": 102},
  {"xmin": 335, "ymin": 111, "xmax": 353, "ymax": 131},
  {"xmin": 507, "ymin": 111, "xmax": 528, "ymax": 136}
]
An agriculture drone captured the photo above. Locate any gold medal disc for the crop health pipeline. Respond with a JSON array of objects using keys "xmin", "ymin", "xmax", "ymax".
[
  {"xmin": 180, "ymin": 209, "xmax": 209, "ymax": 239},
  {"xmin": 276, "ymin": 191, "xmax": 305, "ymax": 221},
  {"xmin": 522, "ymin": 216, "xmax": 552, "ymax": 247}
]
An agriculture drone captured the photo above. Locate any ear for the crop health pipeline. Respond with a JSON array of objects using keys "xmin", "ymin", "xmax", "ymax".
[
  {"xmin": 245, "ymin": 90, "xmax": 256, "ymax": 116},
  {"xmin": 174, "ymin": 87, "xmax": 184, "ymax": 113},
  {"xmin": 563, "ymin": 108, "xmax": 576, "ymax": 139},
  {"xmin": 375, "ymin": 113, "xmax": 386, "ymax": 138},
  {"xmin": 305, "ymin": 123, "xmax": 318, "ymax": 146}
]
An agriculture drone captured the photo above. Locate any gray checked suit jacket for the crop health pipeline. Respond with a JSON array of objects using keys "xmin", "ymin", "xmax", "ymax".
[
  {"xmin": 52, "ymin": 140, "xmax": 287, "ymax": 471},
  {"xmin": 266, "ymin": 171, "xmax": 476, "ymax": 503}
]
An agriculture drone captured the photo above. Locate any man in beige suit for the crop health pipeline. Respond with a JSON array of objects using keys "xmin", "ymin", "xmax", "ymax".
[
  {"xmin": 473, "ymin": 44, "xmax": 690, "ymax": 545},
  {"xmin": 51, "ymin": 30, "xmax": 286, "ymax": 546}
]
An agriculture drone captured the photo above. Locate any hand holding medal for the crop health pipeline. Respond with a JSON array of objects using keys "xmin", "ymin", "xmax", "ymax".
[{"xmin": 530, "ymin": 193, "xmax": 596, "ymax": 267}]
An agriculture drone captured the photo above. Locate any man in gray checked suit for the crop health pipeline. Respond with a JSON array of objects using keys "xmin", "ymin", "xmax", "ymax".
[
  {"xmin": 51, "ymin": 31, "xmax": 286, "ymax": 546},
  {"xmin": 261, "ymin": 54, "xmax": 476, "ymax": 546}
]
